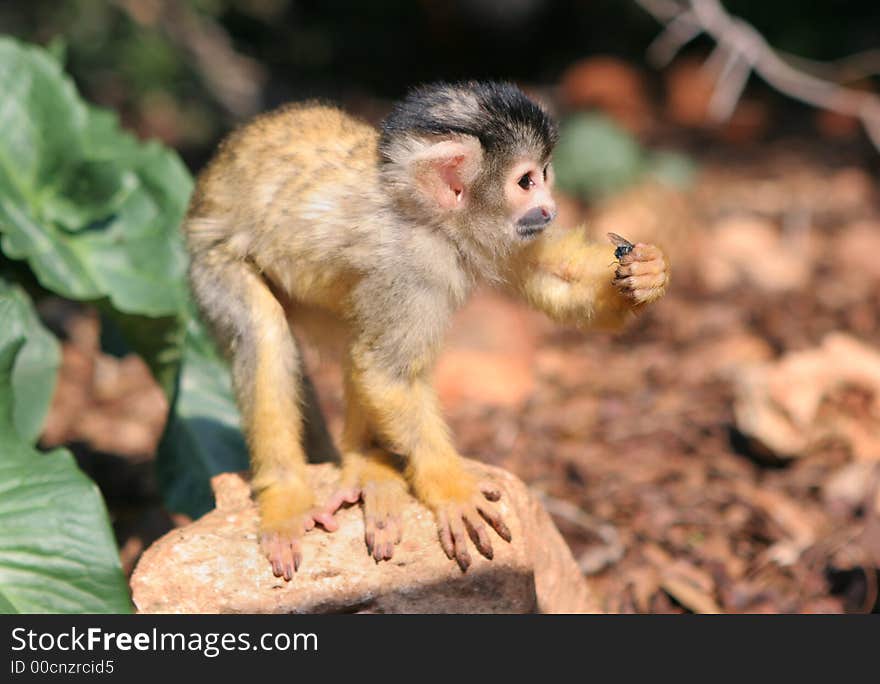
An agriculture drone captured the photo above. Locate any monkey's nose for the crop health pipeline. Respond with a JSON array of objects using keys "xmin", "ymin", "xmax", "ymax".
[
  {"xmin": 540, "ymin": 205, "xmax": 557, "ymax": 222},
  {"xmin": 518, "ymin": 206, "xmax": 556, "ymax": 229}
]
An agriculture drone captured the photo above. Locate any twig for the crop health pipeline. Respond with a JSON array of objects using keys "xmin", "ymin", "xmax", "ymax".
[
  {"xmin": 635, "ymin": 0, "xmax": 880, "ymax": 151},
  {"xmin": 780, "ymin": 48, "xmax": 880, "ymax": 84}
]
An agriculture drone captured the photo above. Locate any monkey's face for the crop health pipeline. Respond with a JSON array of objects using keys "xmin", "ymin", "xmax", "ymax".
[{"xmin": 503, "ymin": 158, "xmax": 557, "ymax": 239}]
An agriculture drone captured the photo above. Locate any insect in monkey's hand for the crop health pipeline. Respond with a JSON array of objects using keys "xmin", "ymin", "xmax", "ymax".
[
  {"xmin": 608, "ymin": 232, "xmax": 634, "ymax": 260},
  {"xmin": 609, "ymin": 232, "xmax": 669, "ymax": 305}
]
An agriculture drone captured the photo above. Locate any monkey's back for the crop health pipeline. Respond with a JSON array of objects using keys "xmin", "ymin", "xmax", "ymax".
[
  {"xmin": 184, "ymin": 102, "xmax": 411, "ymax": 326},
  {"xmin": 185, "ymin": 103, "xmax": 380, "ymax": 247}
]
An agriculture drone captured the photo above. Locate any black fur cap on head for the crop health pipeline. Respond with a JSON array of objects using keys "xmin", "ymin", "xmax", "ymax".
[{"xmin": 379, "ymin": 81, "xmax": 558, "ymax": 163}]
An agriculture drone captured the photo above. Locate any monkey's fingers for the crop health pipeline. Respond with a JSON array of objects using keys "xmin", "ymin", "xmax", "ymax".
[
  {"xmin": 615, "ymin": 271, "xmax": 669, "ymax": 303},
  {"xmin": 613, "ymin": 241, "xmax": 668, "ymax": 305},
  {"xmin": 614, "ymin": 258, "xmax": 666, "ymax": 280},
  {"xmin": 629, "ymin": 243, "xmax": 664, "ymax": 262}
]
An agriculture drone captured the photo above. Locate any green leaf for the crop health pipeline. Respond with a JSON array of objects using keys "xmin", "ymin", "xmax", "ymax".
[
  {"xmin": 157, "ymin": 315, "xmax": 248, "ymax": 518},
  {"xmin": 0, "ymin": 37, "xmax": 192, "ymax": 392},
  {"xmin": 0, "ymin": 301, "xmax": 130, "ymax": 614},
  {"xmin": 553, "ymin": 113, "xmax": 645, "ymax": 201},
  {"xmin": 0, "ymin": 280, "xmax": 60, "ymax": 444}
]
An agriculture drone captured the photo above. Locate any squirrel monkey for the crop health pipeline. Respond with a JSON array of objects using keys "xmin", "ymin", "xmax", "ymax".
[{"xmin": 184, "ymin": 82, "xmax": 668, "ymax": 579}]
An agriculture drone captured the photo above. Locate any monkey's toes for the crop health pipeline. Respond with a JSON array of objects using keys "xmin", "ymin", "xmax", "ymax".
[
  {"xmin": 260, "ymin": 529, "xmax": 305, "ymax": 581},
  {"xmin": 365, "ymin": 515, "xmax": 402, "ymax": 561},
  {"xmin": 362, "ymin": 480, "xmax": 407, "ymax": 562},
  {"xmin": 312, "ymin": 486, "xmax": 362, "ymax": 532},
  {"xmin": 479, "ymin": 480, "xmax": 502, "ymax": 501}
]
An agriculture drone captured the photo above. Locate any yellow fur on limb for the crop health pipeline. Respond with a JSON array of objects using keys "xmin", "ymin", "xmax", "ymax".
[{"xmin": 510, "ymin": 226, "xmax": 664, "ymax": 331}]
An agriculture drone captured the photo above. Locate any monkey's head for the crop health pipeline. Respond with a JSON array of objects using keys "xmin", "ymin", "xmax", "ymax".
[{"xmin": 379, "ymin": 81, "xmax": 559, "ymax": 256}]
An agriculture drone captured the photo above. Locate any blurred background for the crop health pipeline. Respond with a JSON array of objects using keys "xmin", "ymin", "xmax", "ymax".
[{"xmin": 2, "ymin": 0, "xmax": 880, "ymax": 613}]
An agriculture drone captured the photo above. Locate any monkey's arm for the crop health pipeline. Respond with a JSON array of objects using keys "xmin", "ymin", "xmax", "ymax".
[{"xmin": 510, "ymin": 227, "xmax": 668, "ymax": 331}]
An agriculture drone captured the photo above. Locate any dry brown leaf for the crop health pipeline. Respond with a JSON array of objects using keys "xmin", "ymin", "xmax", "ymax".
[
  {"xmin": 734, "ymin": 333, "xmax": 880, "ymax": 459},
  {"xmin": 660, "ymin": 573, "xmax": 722, "ymax": 614}
]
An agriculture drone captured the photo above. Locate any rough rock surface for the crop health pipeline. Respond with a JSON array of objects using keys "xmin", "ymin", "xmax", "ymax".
[{"xmin": 131, "ymin": 460, "xmax": 599, "ymax": 613}]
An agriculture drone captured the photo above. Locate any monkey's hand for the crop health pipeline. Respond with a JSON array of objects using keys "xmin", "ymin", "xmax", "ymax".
[
  {"xmin": 512, "ymin": 228, "xmax": 668, "ymax": 330},
  {"xmin": 414, "ymin": 469, "xmax": 511, "ymax": 572},
  {"xmin": 612, "ymin": 242, "xmax": 669, "ymax": 306}
]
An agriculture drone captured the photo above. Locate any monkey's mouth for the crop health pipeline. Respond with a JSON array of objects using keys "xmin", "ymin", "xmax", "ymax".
[{"xmin": 517, "ymin": 225, "xmax": 546, "ymax": 239}]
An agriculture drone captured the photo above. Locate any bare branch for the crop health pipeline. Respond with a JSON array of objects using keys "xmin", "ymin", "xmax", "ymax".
[
  {"xmin": 780, "ymin": 48, "xmax": 880, "ymax": 84},
  {"xmin": 635, "ymin": 0, "xmax": 880, "ymax": 151},
  {"xmin": 645, "ymin": 9, "xmax": 701, "ymax": 67}
]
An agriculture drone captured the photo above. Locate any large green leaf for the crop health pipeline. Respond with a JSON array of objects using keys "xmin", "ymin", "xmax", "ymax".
[
  {"xmin": 0, "ymin": 280, "xmax": 60, "ymax": 443},
  {"xmin": 0, "ymin": 297, "xmax": 131, "ymax": 613},
  {"xmin": 0, "ymin": 37, "xmax": 191, "ymax": 394},
  {"xmin": 157, "ymin": 315, "xmax": 248, "ymax": 518},
  {"xmin": 0, "ymin": 37, "xmax": 251, "ymax": 520}
]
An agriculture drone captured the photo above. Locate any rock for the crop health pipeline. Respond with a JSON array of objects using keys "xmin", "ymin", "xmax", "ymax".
[{"xmin": 131, "ymin": 460, "xmax": 600, "ymax": 614}]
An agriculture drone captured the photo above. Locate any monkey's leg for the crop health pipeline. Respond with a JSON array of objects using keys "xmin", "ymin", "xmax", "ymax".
[
  {"xmin": 318, "ymin": 368, "xmax": 410, "ymax": 561},
  {"xmin": 189, "ymin": 255, "xmax": 329, "ymax": 580},
  {"xmin": 350, "ymin": 359, "xmax": 511, "ymax": 571}
]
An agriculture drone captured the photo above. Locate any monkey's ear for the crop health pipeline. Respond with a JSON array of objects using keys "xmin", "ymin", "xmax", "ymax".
[{"xmin": 411, "ymin": 138, "xmax": 483, "ymax": 211}]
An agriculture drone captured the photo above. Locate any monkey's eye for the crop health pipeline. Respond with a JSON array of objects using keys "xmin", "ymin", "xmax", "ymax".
[
  {"xmin": 517, "ymin": 173, "xmax": 534, "ymax": 190},
  {"xmin": 543, "ymin": 164, "xmax": 550, "ymax": 181}
]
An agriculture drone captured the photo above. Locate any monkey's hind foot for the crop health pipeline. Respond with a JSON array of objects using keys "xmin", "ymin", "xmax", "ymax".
[
  {"xmin": 310, "ymin": 486, "xmax": 362, "ymax": 532},
  {"xmin": 257, "ymin": 482, "xmax": 338, "ymax": 581},
  {"xmin": 322, "ymin": 450, "xmax": 409, "ymax": 562},
  {"xmin": 418, "ymin": 474, "xmax": 512, "ymax": 572},
  {"xmin": 362, "ymin": 478, "xmax": 407, "ymax": 562},
  {"xmin": 260, "ymin": 527, "xmax": 307, "ymax": 581}
]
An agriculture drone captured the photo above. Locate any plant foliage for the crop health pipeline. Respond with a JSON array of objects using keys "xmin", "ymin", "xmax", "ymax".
[{"xmin": 0, "ymin": 36, "xmax": 249, "ymax": 611}]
